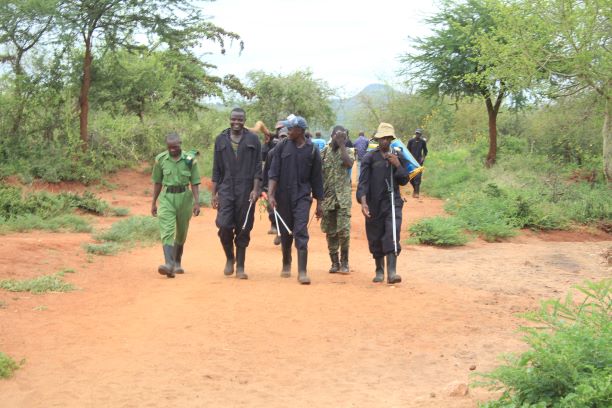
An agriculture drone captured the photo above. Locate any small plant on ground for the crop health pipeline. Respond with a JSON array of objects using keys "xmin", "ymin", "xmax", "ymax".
[
  {"xmin": 0, "ymin": 214, "xmax": 92, "ymax": 235},
  {"xmin": 409, "ymin": 216, "xmax": 470, "ymax": 246},
  {"xmin": 84, "ymin": 242, "xmax": 121, "ymax": 255},
  {"xmin": 475, "ymin": 279, "xmax": 612, "ymax": 407},
  {"xmin": 0, "ymin": 273, "xmax": 75, "ymax": 294},
  {"xmin": 0, "ymin": 352, "xmax": 19, "ymax": 379},
  {"xmin": 87, "ymin": 216, "xmax": 159, "ymax": 255},
  {"xmin": 107, "ymin": 207, "xmax": 130, "ymax": 217}
]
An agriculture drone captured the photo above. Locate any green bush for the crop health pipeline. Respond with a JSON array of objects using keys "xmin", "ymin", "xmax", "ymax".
[
  {"xmin": 0, "ymin": 352, "xmax": 19, "ymax": 379},
  {"xmin": 409, "ymin": 216, "xmax": 470, "ymax": 246},
  {"xmin": 107, "ymin": 207, "xmax": 130, "ymax": 217},
  {"xmin": 476, "ymin": 279, "xmax": 612, "ymax": 408},
  {"xmin": 199, "ymin": 189, "xmax": 212, "ymax": 207},
  {"xmin": 0, "ymin": 273, "xmax": 75, "ymax": 293},
  {"xmin": 59, "ymin": 191, "xmax": 109, "ymax": 215}
]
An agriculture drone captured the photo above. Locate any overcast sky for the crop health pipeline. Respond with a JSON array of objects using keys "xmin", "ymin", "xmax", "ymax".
[{"xmin": 203, "ymin": 0, "xmax": 438, "ymax": 97}]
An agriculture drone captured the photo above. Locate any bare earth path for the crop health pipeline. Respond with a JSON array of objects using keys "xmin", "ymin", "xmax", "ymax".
[{"xmin": 1, "ymin": 169, "xmax": 610, "ymax": 407}]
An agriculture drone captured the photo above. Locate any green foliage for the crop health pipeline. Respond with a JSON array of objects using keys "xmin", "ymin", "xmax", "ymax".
[
  {"xmin": 246, "ymin": 70, "xmax": 335, "ymax": 130},
  {"xmin": 476, "ymin": 279, "xmax": 612, "ymax": 408},
  {"xmin": 409, "ymin": 216, "xmax": 470, "ymax": 246},
  {"xmin": 83, "ymin": 242, "xmax": 121, "ymax": 256},
  {"xmin": 0, "ymin": 214, "xmax": 92, "ymax": 234},
  {"xmin": 59, "ymin": 191, "xmax": 109, "ymax": 215},
  {"xmin": 107, "ymin": 207, "xmax": 129, "ymax": 217},
  {"xmin": 93, "ymin": 216, "xmax": 159, "ymax": 244},
  {"xmin": 0, "ymin": 273, "xmax": 75, "ymax": 294},
  {"xmin": 0, "ymin": 352, "xmax": 19, "ymax": 379}
]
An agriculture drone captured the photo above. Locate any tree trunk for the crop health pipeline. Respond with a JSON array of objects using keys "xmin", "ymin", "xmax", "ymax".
[
  {"xmin": 603, "ymin": 96, "xmax": 611, "ymax": 182},
  {"xmin": 79, "ymin": 39, "xmax": 93, "ymax": 150},
  {"xmin": 10, "ymin": 52, "xmax": 25, "ymax": 139},
  {"xmin": 485, "ymin": 97, "xmax": 498, "ymax": 167}
]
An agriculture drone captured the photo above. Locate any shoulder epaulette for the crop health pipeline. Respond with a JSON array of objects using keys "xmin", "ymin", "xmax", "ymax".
[
  {"xmin": 184, "ymin": 149, "xmax": 200, "ymax": 168},
  {"xmin": 155, "ymin": 151, "xmax": 169, "ymax": 163}
]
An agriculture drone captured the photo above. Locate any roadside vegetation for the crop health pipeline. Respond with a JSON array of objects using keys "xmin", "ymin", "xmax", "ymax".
[
  {"xmin": 0, "ymin": 269, "xmax": 76, "ymax": 294},
  {"xmin": 0, "ymin": 352, "xmax": 20, "ymax": 379},
  {"xmin": 85, "ymin": 216, "xmax": 159, "ymax": 255},
  {"xmin": 475, "ymin": 279, "xmax": 612, "ymax": 407}
]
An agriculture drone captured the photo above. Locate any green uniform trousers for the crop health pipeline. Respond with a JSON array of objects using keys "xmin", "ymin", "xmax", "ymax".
[
  {"xmin": 158, "ymin": 190, "xmax": 193, "ymax": 245},
  {"xmin": 321, "ymin": 205, "xmax": 351, "ymax": 254}
]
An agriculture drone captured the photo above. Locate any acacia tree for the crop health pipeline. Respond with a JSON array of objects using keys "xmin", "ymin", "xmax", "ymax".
[
  {"xmin": 0, "ymin": 0, "xmax": 56, "ymax": 137},
  {"xmin": 400, "ymin": 0, "xmax": 510, "ymax": 166},
  {"xmin": 56, "ymin": 0, "xmax": 241, "ymax": 149},
  {"xmin": 246, "ymin": 69, "xmax": 335, "ymax": 131},
  {"xmin": 475, "ymin": 0, "xmax": 611, "ymax": 180}
]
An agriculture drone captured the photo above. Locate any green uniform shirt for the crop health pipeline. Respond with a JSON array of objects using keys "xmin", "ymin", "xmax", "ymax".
[
  {"xmin": 152, "ymin": 150, "xmax": 201, "ymax": 186},
  {"xmin": 321, "ymin": 145, "xmax": 355, "ymax": 211}
]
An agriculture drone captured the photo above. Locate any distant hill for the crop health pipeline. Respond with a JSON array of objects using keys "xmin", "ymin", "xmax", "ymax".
[{"xmin": 332, "ymin": 83, "xmax": 396, "ymax": 126}]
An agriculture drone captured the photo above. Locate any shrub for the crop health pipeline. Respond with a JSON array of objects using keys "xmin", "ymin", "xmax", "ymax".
[
  {"xmin": 475, "ymin": 279, "xmax": 612, "ymax": 407},
  {"xmin": 409, "ymin": 216, "xmax": 470, "ymax": 246},
  {"xmin": 0, "ymin": 352, "xmax": 19, "ymax": 379}
]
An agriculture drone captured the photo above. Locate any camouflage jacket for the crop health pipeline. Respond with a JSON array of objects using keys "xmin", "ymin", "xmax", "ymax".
[{"xmin": 321, "ymin": 144, "xmax": 355, "ymax": 210}]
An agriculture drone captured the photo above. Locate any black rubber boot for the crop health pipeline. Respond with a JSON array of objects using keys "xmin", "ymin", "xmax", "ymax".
[
  {"xmin": 372, "ymin": 257, "xmax": 384, "ymax": 283},
  {"xmin": 339, "ymin": 249, "xmax": 350, "ymax": 274},
  {"xmin": 158, "ymin": 245, "xmax": 175, "ymax": 278},
  {"xmin": 413, "ymin": 184, "xmax": 420, "ymax": 198},
  {"xmin": 281, "ymin": 243, "xmax": 292, "ymax": 278},
  {"xmin": 328, "ymin": 252, "xmax": 340, "ymax": 273},
  {"xmin": 173, "ymin": 243, "xmax": 184, "ymax": 274},
  {"xmin": 297, "ymin": 249, "xmax": 310, "ymax": 285},
  {"xmin": 386, "ymin": 253, "xmax": 402, "ymax": 284},
  {"xmin": 223, "ymin": 244, "xmax": 234, "ymax": 276},
  {"xmin": 235, "ymin": 246, "xmax": 248, "ymax": 279}
]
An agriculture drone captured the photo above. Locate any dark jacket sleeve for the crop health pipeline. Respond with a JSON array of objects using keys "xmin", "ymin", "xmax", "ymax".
[
  {"xmin": 394, "ymin": 156, "xmax": 410, "ymax": 186},
  {"xmin": 253, "ymin": 135, "xmax": 262, "ymax": 181},
  {"xmin": 356, "ymin": 152, "xmax": 371, "ymax": 202},
  {"xmin": 310, "ymin": 147, "xmax": 324, "ymax": 200},
  {"xmin": 212, "ymin": 137, "xmax": 223, "ymax": 184},
  {"xmin": 422, "ymin": 140, "xmax": 428, "ymax": 158},
  {"xmin": 268, "ymin": 143, "xmax": 280, "ymax": 182}
]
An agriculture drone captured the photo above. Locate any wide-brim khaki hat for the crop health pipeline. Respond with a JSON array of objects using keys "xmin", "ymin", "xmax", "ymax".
[{"xmin": 373, "ymin": 122, "xmax": 396, "ymax": 139}]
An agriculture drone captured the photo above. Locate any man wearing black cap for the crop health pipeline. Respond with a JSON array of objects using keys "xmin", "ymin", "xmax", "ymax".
[
  {"xmin": 407, "ymin": 128, "xmax": 428, "ymax": 198},
  {"xmin": 212, "ymin": 107, "xmax": 262, "ymax": 280},
  {"xmin": 268, "ymin": 116, "xmax": 324, "ymax": 285}
]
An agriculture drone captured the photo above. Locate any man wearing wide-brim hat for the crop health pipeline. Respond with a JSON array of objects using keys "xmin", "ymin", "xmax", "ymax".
[{"xmin": 356, "ymin": 122, "xmax": 410, "ymax": 284}]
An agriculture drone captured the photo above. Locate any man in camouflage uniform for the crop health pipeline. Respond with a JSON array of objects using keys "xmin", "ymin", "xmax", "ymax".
[
  {"xmin": 151, "ymin": 133, "xmax": 201, "ymax": 278},
  {"xmin": 321, "ymin": 125, "xmax": 355, "ymax": 274}
]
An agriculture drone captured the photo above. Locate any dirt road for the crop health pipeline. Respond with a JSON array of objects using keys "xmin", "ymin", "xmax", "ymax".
[{"xmin": 1, "ymin": 169, "xmax": 610, "ymax": 407}]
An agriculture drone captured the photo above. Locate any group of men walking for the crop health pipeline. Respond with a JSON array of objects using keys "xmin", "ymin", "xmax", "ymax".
[{"xmin": 150, "ymin": 109, "xmax": 427, "ymax": 285}]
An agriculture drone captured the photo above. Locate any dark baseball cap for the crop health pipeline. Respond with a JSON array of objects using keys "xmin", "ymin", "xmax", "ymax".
[{"xmin": 281, "ymin": 116, "xmax": 308, "ymax": 130}]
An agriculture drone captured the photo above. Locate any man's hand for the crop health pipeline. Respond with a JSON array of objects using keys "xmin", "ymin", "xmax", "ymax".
[
  {"xmin": 249, "ymin": 189, "xmax": 259, "ymax": 203},
  {"xmin": 151, "ymin": 204, "xmax": 157, "ymax": 217},
  {"xmin": 315, "ymin": 201, "xmax": 323, "ymax": 219},
  {"xmin": 268, "ymin": 195, "xmax": 277, "ymax": 210},
  {"xmin": 386, "ymin": 152, "xmax": 401, "ymax": 168},
  {"xmin": 193, "ymin": 203, "xmax": 201, "ymax": 216},
  {"xmin": 212, "ymin": 193, "xmax": 219, "ymax": 209},
  {"xmin": 361, "ymin": 202, "xmax": 371, "ymax": 218}
]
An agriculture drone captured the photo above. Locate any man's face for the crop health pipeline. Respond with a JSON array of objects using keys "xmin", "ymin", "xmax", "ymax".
[
  {"xmin": 288, "ymin": 126, "xmax": 305, "ymax": 141},
  {"xmin": 333, "ymin": 130, "xmax": 347, "ymax": 147},
  {"xmin": 415, "ymin": 132, "xmax": 422, "ymax": 140},
  {"xmin": 230, "ymin": 111, "xmax": 245, "ymax": 132},
  {"xmin": 378, "ymin": 136, "xmax": 393, "ymax": 151},
  {"xmin": 167, "ymin": 140, "xmax": 182, "ymax": 157}
]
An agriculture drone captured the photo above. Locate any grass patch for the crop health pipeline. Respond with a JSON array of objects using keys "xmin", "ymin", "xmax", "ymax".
[
  {"xmin": 0, "ymin": 273, "xmax": 75, "ymax": 294},
  {"xmin": 107, "ymin": 207, "xmax": 130, "ymax": 217},
  {"xmin": 94, "ymin": 216, "xmax": 158, "ymax": 243},
  {"xmin": 409, "ymin": 216, "xmax": 470, "ymax": 246},
  {"xmin": 87, "ymin": 216, "xmax": 159, "ymax": 255},
  {"xmin": 475, "ymin": 279, "xmax": 612, "ymax": 407},
  {"xmin": 84, "ymin": 242, "xmax": 121, "ymax": 255},
  {"xmin": 0, "ymin": 352, "xmax": 19, "ymax": 379},
  {"xmin": 0, "ymin": 214, "xmax": 92, "ymax": 235}
]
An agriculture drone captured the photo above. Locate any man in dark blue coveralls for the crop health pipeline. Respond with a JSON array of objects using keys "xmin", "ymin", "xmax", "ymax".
[
  {"xmin": 267, "ymin": 116, "xmax": 324, "ymax": 285},
  {"xmin": 212, "ymin": 108, "xmax": 262, "ymax": 279}
]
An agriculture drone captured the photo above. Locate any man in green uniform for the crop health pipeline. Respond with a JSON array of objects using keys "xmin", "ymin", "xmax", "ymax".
[
  {"xmin": 321, "ymin": 125, "xmax": 355, "ymax": 274},
  {"xmin": 151, "ymin": 132, "xmax": 201, "ymax": 278}
]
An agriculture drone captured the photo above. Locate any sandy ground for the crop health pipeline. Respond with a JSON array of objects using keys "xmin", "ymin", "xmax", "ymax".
[{"xmin": 0, "ymin": 168, "xmax": 610, "ymax": 408}]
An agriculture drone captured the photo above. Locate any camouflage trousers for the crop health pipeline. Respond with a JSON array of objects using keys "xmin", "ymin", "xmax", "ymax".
[{"xmin": 321, "ymin": 205, "xmax": 351, "ymax": 254}]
